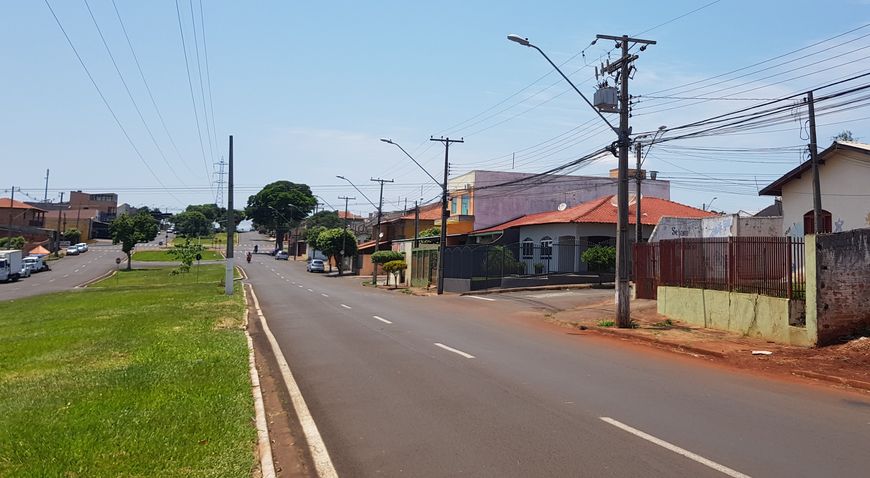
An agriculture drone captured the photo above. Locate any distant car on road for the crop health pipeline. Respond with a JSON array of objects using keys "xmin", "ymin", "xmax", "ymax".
[
  {"xmin": 65, "ymin": 246, "xmax": 80, "ymax": 256},
  {"xmin": 307, "ymin": 259, "xmax": 325, "ymax": 273},
  {"xmin": 275, "ymin": 251, "xmax": 290, "ymax": 260},
  {"xmin": 75, "ymin": 243, "xmax": 88, "ymax": 253}
]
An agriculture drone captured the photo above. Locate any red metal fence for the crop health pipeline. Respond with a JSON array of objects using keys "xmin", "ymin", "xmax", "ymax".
[{"xmin": 634, "ymin": 237, "xmax": 805, "ymax": 300}]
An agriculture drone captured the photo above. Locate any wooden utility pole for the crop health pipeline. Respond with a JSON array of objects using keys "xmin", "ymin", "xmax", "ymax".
[
  {"xmin": 596, "ymin": 33, "xmax": 656, "ymax": 328},
  {"xmin": 806, "ymin": 91, "xmax": 823, "ymax": 233},
  {"xmin": 413, "ymin": 200, "xmax": 420, "ymax": 248},
  {"xmin": 55, "ymin": 192, "xmax": 65, "ymax": 254},
  {"xmin": 635, "ymin": 142, "xmax": 643, "ymax": 243},
  {"xmin": 430, "ymin": 136, "xmax": 463, "ymax": 295},
  {"xmin": 225, "ymin": 135, "xmax": 234, "ymax": 296}
]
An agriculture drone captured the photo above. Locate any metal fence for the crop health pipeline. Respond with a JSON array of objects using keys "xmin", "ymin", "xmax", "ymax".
[
  {"xmin": 442, "ymin": 241, "xmax": 615, "ymax": 282},
  {"xmin": 634, "ymin": 237, "xmax": 805, "ymax": 300}
]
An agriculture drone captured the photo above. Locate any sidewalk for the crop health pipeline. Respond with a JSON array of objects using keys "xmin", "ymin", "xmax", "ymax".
[{"xmin": 549, "ymin": 298, "xmax": 870, "ymax": 393}]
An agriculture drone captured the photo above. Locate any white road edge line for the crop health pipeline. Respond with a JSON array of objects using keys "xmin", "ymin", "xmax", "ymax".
[
  {"xmin": 242, "ymin": 286, "xmax": 277, "ymax": 478},
  {"xmin": 599, "ymin": 417, "xmax": 751, "ymax": 478},
  {"xmin": 340, "ymin": 304, "xmax": 352, "ymax": 309},
  {"xmin": 434, "ymin": 343, "xmax": 476, "ymax": 359},
  {"xmin": 248, "ymin": 284, "xmax": 338, "ymax": 478},
  {"xmin": 465, "ymin": 295, "xmax": 495, "ymax": 301},
  {"xmin": 372, "ymin": 315, "xmax": 392, "ymax": 324}
]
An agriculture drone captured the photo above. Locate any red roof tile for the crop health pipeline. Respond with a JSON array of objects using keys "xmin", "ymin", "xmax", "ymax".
[
  {"xmin": 472, "ymin": 195, "xmax": 715, "ymax": 234},
  {"xmin": 0, "ymin": 198, "xmax": 45, "ymax": 211},
  {"xmin": 400, "ymin": 203, "xmax": 441, "ymax": 221}
]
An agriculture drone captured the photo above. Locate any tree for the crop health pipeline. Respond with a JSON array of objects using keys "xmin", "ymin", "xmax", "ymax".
[
  {"xmin": 167, "ymin": 238, "xmax": 205, "ymax": 274},
  {"xmin": 418, "ymin": 226, "xmax": 440, "ymax": 244},
  {"xmin": 581, "ymin": 245, "xmax": 616, "ymax": 273},
  {"xmin": 382, "ymin": 260, "xmax": 407, "ymax": 288},
  {"xmin": 304, "ymin": 210, "xmax": 343, "ymax": 230},
  {"xmin": 486, "ymin": 245, "xmax": 523, "ymax": 276},
  {"xmin": 185, "ymin": 203, "xmax": 222, "ymax": 223},
  {"xmin": 62, "ymin": 228, "xmax": 81, "ymax": 244},
  {"xmin": 0, "ymin": 236, "xmax": 25, "ymax": 249},
  {"xmin": 110, "ymin": 212, "xmax": 159, "ymax": 270},
  {"xmin": 246, "ymin": 181, "xmax": 316, "ymax": 250},
  {"xmin": 305, "ymin": 225, "xmax": 327, "ymax": 254},
  {"xmin": 173, "ymin": 210, "xmax": 212, "ymax": 237},
  {"xmin": 833, "ymin": 130, "xmax": 855, "ymax": 142},
  {"xmin": 315, "ymin": 228, "xmax": 358, "ymax": 274}
]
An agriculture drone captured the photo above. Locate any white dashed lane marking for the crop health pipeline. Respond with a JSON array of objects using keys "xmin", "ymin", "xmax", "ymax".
[
  {"xmin": 340, "ymin": 304, "xmax": 352, "ymax": 309},
  {"xmin": 465, "ymin": 295, "xmax": 495, "ymax": 302},
  {"xmin": 372, "ymin": 315, "xmax": 392, "ymax": 324},
  {"xmin": 321, "ymin": 293, "xmax": 329, "ymax": 298},
  {"xmin": 434, "ymin": 343, "xmax": 475, "ymax": 359}
]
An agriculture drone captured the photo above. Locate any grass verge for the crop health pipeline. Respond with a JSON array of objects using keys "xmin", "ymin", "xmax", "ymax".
[
  {"xmin": 132, "ymin": 249, "xmax": 223, "ymax": 262},
  {"xmin": 0, "ymin": 264, "xmax": 255, "ymax": 477}
]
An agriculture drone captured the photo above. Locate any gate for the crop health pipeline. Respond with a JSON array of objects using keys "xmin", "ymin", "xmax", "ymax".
[{"xmin": 633, "ymin": 242, "xmax": 659, "ymax": 299}]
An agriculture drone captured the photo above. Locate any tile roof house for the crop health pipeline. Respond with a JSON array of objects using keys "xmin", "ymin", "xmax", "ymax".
[
  {"xmin": 760, "ymin": 140, "xmax": 870, "ymax": 235},
  {"xmin": 470, "ymin": 195, "xmax": 714, "ymax": 274}
]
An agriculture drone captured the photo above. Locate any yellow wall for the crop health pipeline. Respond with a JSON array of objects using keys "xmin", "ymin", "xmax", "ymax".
[{"xmin": 657, "ymin": 286, "xmax": 813, "ymax": 346}]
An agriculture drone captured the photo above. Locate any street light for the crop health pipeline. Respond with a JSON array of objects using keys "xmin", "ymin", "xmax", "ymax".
[
  {"xmin": 380, "ymin": 137, "xmax": 452, "ymax": 294},
  {"xmin": 336, "ymin": 175, "xmax": 377, "ymax": 209},
  {"xmin": 704, "ymin": 197, "xmax": 718, "ymax": 211},
  {"xmin": 633, "ymin": 125, "xmax": 667, "ymax": 242},
  {"xmin": 336, "ymin": 175, "xmax": 385, "ymax": 285}
]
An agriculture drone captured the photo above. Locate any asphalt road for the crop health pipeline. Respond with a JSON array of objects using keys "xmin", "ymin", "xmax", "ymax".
[
  {"xmin": 240, "ymin": 234, "xmax": 870, "ymax": 478},
  {"xmin": 0, "ymin": 240, "xmax": 122, "ymax": 301}
]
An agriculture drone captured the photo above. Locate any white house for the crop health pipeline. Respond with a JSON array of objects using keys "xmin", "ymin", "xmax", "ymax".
[{"xmin": 760, "ymin": 140, "xmax": 870, "ymax": 236}]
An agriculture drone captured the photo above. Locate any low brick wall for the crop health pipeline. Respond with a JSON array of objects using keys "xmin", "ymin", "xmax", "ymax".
[
  {"xmin": 813, "ymin": 229, "xmax": 870, "ymax": 345},
  {"xmin": 657, "ymin": 286, "xmax": 812, "ymax": 346}
]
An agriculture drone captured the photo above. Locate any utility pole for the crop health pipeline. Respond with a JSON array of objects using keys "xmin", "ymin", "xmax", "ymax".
[
  {"xmin": 806, "ymin": 90, "xmax": 823, "ymax": 234},
  {"xmin": 596, "ymin": 33, "xmax": 656, "ymax": 328},
  {"xmin": 370, "ymin": 177, "xmax": 393, "ymax": 285},
  {"xmin": 44, "ymin": 169, "xmax": 50, "ymax": 203},
  {"xmin": 430, "ymin": 136, "xmax": 463, "ymax": 295},
  {"xmin": 414, "ymin": 200, "xmax": 420, "ymax": 248},
  {"xmin": 339, "ymin": 195, "xmax": 355, "ymax": 275},
  {"xmin": 225, "ymin": 135, "xmax": 234, "ymax": 296},
  {"xmin": 55, "ymin": 192, "xmax": 64, "ymax": 254},
  {"xmin": 635, "ymin": 142, "xmax": 643, "ymax": 243},
  {"xmin": 7, "ymin": 186, "xmax": 16, "ymax": 241}
]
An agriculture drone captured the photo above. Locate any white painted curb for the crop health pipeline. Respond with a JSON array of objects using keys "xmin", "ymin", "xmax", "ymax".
[{"xmin": 243, "ymin": 285, "xmax": 277, "ymax": 478}]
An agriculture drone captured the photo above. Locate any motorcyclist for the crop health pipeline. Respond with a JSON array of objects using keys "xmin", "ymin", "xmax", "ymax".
[
  {"xmin": 253, "ymin": 245, "xmax": 258, "ymax": 254},
  {"xmin": 246, "ymin": 251, "xmax": 252, "ymax": 263}
]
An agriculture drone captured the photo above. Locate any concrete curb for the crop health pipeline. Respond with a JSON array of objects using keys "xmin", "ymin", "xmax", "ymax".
[
  {"xmin": 75, "ymin": 269, "xmax": 117, "ymax": 288},
  {"xmin": 591, "ymin": 326, "xmax": 727, "ymax": 358},
  {"xmin": 242, "ymin": 284, "xmax": 277, "ymax": 478},
  {"xmin": 460, "ymin": 283, "xmax": 614, "ymax": 296},
  {"xmin": 792, "ymin": 370, "xmax": 870, "ymax": 392}
]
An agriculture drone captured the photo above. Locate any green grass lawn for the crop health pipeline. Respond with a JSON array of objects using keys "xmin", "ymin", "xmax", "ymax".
[
  {"xmin": 0, "ymin": 265, "xmax": 255, "ymax": 477},
  {"xmin": 132, "ymin": 249, "xmax": 223, "ymax": 262}
]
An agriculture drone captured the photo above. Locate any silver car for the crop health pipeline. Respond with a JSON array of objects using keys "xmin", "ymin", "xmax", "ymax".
[
  {"xmin": 307, "ymin": 259, "xmax": 325, "ymax": 273},
  {"xmin": 65, "ymin": 246, "xmax": 80, "ymax": 256}
]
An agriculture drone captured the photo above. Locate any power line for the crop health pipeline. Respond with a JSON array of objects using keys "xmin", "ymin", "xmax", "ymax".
[
  {"xmin": 83, "ymin": 0, "xmax": 187, "ymax": 186},
  {"xmin": 188, "ymin": 0, "xmax": 217, "ymax": 172},
  {"xmin": 174, "ymin": 0, "xmax": 214, "ymax": 201},
  {"xmin": 110, "ymin": 0, "xmax": 197, "ymax": 177},
  {"xmin": 198, "ymin": 0, "xmax": 220, "ymax": 155},
  {"xmin": 43, "ymin": 0, "xmax": 181, "ymax": 205}
]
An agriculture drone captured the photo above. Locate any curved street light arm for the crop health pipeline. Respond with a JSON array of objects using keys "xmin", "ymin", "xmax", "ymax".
[
  {"xmin": 381, "ymin": 139, "xmax": 443, "ymax": 188},
  {"xmin": 336, "ymin": 175, "xmax": 378, "ymax": 210}
]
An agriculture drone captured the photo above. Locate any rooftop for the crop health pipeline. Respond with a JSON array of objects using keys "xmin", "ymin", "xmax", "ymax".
[
  {"xmin": 759, "ymin": 140, "xmax": 870, "ymax": 196},
  {"xmin": 0, "ymin": 198, "xmax": 46, "ymax": 211}
]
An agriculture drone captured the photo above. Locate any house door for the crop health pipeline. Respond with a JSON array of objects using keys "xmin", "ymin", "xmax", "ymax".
[{"xmin": 558, "ymin": 235, "xmax": 575, "ymax": 273}]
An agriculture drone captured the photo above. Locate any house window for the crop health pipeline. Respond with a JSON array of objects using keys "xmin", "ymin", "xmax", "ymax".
[
  {"xmin": 461, "ymin": 195, "xmax": 470, "ymax": 215},
  {"xmin": 451, "ymin": 196, "xmax": 458, "ymax": 214},
  {"xmin": 540, "ymin": 236, "xmax": 553, "ymax": 260},
  {"xmin": 803, "ymin": 209, "xmax": 832, "ymax": 234},
  {"xmin": 521, "ymin": 238, "xmax": 534, "ymax": 259}
]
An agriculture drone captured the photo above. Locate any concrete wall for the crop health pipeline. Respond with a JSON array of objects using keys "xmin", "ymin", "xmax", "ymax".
[
  {"xmin": 452, "ymin": 170, "xmax": 670, "ymax": 230},
  {"xmin": 648, "ymin": 215, "xmax": 783, "ymax": 242},
  {"xmin": 811, "ymin": 229, "xmax": 870, "ymax": 345},
  {"xmin": 781, "ymin": 150, "xmax": 870, "ymax": 236},
  {"xmin": 657, "ymin": 286, "xmax": 812, "ymax": 346}
]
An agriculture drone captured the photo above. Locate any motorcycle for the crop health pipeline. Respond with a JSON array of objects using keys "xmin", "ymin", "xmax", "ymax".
[{"xmin": 246, "ymin": 252, "xmax": 252, "ymax": 263}]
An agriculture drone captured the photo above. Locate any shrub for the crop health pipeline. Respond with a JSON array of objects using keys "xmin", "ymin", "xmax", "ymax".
[
  {"xmin": 582, "ymin": 245, "xmax": 616, "ymax": 272},
  {"xmin": 371, "ymin": 250, "xmax": 403, "ymax": 264},
  {"xmin": 382, "ymin": 260, "xmax": 408, "ymax": 288},
  {"xmin": 0, "ymin": 236, "xmax": 26, "ymax": 250}
]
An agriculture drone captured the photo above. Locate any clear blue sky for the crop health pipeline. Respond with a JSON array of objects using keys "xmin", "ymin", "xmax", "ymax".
[{"xmin": 3, "ymin": 0, "xmax": 869, "ymax": 215}]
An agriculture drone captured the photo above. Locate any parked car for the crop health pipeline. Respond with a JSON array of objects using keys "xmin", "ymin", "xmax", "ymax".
[
  {"xmin": 65, "ymin": 246, "xmax": 80, "ymax": 256},
  {"xmin": 23, "ymin": 256, "xmax": 49, "ymax": 272},
  {"xmin": 275, "ymin": 251, "xmax": 290, "ymax": 260},
  {"xmin": 75, "ymin": 243, "xmax": 88, "ymax": 253},
  {"xmin": 307, "ymin": 259, "xmax": 325, "ymax": 273},
  {"xmin": 19, "ymin": 264, "xmax": 32, "ymax": 278}
]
